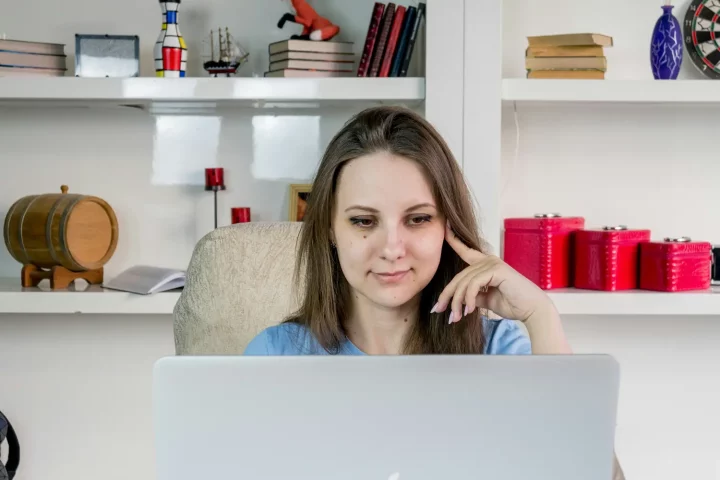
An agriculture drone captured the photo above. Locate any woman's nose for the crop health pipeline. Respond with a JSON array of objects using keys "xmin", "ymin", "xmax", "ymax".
[{"xmin": 381, "ymin": 227, "xmax": 406, "ymax": 261}]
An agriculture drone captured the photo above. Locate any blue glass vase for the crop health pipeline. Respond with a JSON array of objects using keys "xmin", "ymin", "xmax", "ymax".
[{"xmin": 650, "ymin": 4, "xmax": 683, "ymax": 80}]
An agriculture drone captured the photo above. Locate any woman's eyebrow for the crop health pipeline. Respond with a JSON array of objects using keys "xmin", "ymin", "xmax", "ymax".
[
  {"xmin": 405, "ymin": 203, "xmax": 436, "ymax": 212},
  {"xmin": 344, "ymin": 203, "xmax": 437, "ymax": 213},
  {"xmin": 345, "ymin": 205, "xmax": 379, "ymax": 213}
]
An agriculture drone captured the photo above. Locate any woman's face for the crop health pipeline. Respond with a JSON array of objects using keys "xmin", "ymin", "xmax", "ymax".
[{"xmin": 331, "ymin": 151, "xmax": 445, "ymax": 309}]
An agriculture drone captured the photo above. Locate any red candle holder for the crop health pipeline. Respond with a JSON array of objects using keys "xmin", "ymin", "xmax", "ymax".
[
  {"xmin": 205, "ymin": 168, "xmax": 226, "ymax": 229},
  {"xmin": 205, "ymin": 168, "xmax": 226, "ymax": 191},
  {"xmin": 231, "ymin": 207, "xmax": 251, "ymax": 224}
]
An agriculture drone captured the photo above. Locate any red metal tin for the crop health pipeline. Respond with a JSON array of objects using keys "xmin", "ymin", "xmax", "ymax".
[
  {"xmin": 574, "ymin": 225, "xmax": 651, "ymax": 291},
  {"xmin": 231, "ymin": 207, "xmax": 251, "ymax": 224},
  {"xmin": 503, "ymin": 213, "xmax": 585, "ymax": 290},
  {"xmin": 639, "ymin": 237, "xmax": 712, "ymax": 292}
]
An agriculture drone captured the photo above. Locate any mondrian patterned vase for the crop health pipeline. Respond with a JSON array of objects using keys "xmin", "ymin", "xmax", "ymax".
[{"xmin": 155, "ymin": 0, "xmax": 187, "ymax": 77}]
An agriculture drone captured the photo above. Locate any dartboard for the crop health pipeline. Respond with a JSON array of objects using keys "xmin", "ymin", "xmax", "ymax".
[{"xmin": 684, "ymin": 0, "xmax": 720, "ymax": 79}]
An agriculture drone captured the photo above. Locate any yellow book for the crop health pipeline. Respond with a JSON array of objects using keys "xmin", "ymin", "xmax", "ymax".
[
  {"xmin": 527, "ymin": 33, "xmax": 613, "ymax": 48},
  {"xmin": 525, "ymin": 56, "xmax": 608, "ymax": 72},
  {"xmin": 526, "ymin": 45, "xmax": 605, "ymax": 57},
  {"xmin": 527, "ymin": 70, "xmax": 605, "ymax": 79}
]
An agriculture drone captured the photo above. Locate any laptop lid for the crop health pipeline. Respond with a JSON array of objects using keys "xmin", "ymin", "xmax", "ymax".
[{"xmin": 153, "ymin": 355, "xmax": 619, "ymax": 480}]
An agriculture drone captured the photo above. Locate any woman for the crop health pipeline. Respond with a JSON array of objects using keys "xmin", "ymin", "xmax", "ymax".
[
  {"xmin": 244, "ymin": 105, "xmax": 625, "ymax": 480},
  {"xmin": 244, "ymin": 105, "xmax": 570, "ymax": 357}
]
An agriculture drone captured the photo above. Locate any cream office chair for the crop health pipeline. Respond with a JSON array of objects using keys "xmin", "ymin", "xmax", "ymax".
[{"xmin": 173, "ymin": 222, "xmax": 305, "ymax": 355}]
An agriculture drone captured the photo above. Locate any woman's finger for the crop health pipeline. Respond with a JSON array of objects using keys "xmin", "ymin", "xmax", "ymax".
[
  {"xmin": 450, "ymin": 267, "xmax": 479, "ymax": 323},
  {"xmin": 445, "ymin": 222, "xmax": 485, "ymax": 265},
  {"xmin": 432, "ymin": 264, "xmax": 477, "ymax": 315},
  {"xmin": 463, "ymin": 272, "xmax": 490, "ymax": 316},
  {"xmin": 450, "ymin": 268, "xmax": 496, "ymax": 324}
]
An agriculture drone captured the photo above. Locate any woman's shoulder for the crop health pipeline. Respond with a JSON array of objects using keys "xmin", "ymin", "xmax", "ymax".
[
  {"xmin": 483, "ymin": 318, "xmax": 532, "ymax": 355},
  {"xmin": 243, "ymin": 322, "xmax": 323, "ymax": 355},
  {"xmin": 244, "ymin": 318, "xmax": 531, "ymax": 355}
]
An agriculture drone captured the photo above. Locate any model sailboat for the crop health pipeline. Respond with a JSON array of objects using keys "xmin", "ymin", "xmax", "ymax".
[{"xmin": 202, "ymin": 27, "xmax": 249, "ymax": 76}]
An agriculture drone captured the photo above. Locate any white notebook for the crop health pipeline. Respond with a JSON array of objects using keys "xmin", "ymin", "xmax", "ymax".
[{"xmin": 103, "ymin": 265, "xmax": 186, "ymax": 295}]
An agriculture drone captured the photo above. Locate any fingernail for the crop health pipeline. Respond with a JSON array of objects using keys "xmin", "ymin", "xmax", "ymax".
[
  {"xmin": 430, "ymin": 302, "xmax": 439, "ymax": 313},
  {"xmin": 463, "ymin": 305, "xmax": 469, "ymax": 317},
  {"xmin": 448, "ymin": 311, "xmax": 455, "ymax": 324}
]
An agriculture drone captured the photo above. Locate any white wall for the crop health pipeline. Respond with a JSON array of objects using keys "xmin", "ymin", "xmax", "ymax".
[
  {"xmin": 0, "ymin": 106, "xmax": 390, "ymax": 279},
  {"xmin": 502, "ymin": 1, "xmax": 720, "ymax": 479}
]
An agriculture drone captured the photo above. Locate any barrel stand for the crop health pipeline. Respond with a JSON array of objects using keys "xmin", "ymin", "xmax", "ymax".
[{"xmin": 21, "ymin": 264, "xmax": 104, "ymax": 290}]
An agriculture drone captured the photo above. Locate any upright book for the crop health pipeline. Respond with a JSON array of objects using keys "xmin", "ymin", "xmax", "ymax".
[
  {"xmin": 398, "ymin": 2, "xmax": 425, "ymax": 77},
  {"xmin": 358, "ymin": 2, "xmax": 386, "ymax": 77}
]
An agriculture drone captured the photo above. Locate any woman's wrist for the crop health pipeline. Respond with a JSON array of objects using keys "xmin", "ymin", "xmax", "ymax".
[{"xmin": 524, "ymin": 300, "xmax": 573, "ymax": 354}]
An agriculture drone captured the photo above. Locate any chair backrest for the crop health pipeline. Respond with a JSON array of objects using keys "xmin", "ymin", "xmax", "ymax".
[{"xmin": 173, "ymin": 222, "xmax": 305, "ymax": 354}]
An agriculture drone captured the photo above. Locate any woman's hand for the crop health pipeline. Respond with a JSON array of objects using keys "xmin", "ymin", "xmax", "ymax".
[{"xmin": 431, "ymin": 223, "xmax": 554, "ymax": 324}]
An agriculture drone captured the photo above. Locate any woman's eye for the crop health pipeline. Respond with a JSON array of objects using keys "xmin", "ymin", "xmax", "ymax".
[
  {"xmin": 350, "ymin": 217, "xmax": 375, "ymax": 227},
  {"xmin": 408, "ymin": 215, "xmax": 432, "ymax": 225}
]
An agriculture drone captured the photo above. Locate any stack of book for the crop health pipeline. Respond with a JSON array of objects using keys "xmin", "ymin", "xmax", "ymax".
[
  {"xmin": 0, "ymin": 38, "xmax": 67, "ymax": 77},
  {"xmin": 525, "ymin": 33, "xmax": 613, "ymax": 79},
  {"xmin": 357, "ymin": 1, "xmax": 426, "ymax": 77},
  {"xmin": 264, "ymin": 39, "xmax": 356, "ymax": 77}
]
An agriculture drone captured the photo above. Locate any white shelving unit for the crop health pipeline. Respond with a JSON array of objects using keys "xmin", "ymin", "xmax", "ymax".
[
  {"xmin": 502, "ymin": 78, "xmax": 720, "ymax": 104},
  {"xmin": 0, "ymin": 77, "xmax": 426, "ymax": 109},
  {"xmin": 0, "ymin": 279, "xmax": 180, "ymax": 314},
  {"xmin": 2, "ymin": 278, "xmax": 717, "ymax": 316},
  {"xmin": 547, "ymin": 288, "xmax": 720, "ymax": 316}
]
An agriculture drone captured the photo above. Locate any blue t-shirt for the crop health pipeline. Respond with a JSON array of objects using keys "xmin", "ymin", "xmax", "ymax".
[{"xmin": 243, "ymin": 318, "xmax": 531, "ymax": 355}]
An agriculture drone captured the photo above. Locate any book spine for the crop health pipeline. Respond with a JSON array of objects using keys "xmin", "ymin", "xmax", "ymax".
[
  {"xmin": 357, "ymin": 2, "xmax": 386, "ymax": 77},
  {"xmin": 368, "ymin": 3, "xmax": 396, "ymax": 77},
  {"xmin": 379, "ymin": 6, "xmax": 406, "ymax": 77},
  {"xmin": 399, "ymin": 2, "xmax": 426, "ymax": 77},
  {"xmin": 389, "ymin": 6, "xmax": 416, "ymax": 77}
]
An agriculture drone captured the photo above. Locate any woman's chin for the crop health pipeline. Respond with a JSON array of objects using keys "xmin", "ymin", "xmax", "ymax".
[{"xmin": 368, "ymin": 287, "xmax": 422, "ymax": 309}]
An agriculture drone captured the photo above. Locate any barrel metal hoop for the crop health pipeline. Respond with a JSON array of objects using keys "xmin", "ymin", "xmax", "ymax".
[
  {"xmin": 59, "ymin": 196, "xmax": 85, "ymax": 271},
  {"xmin": 45, "ymin": 197, "xmax": 66, "ymax": 267},
  {"xmin": 17, "ymin": 196, "xmax": 41, "ymax": 265},
  {"xmin": 3, "ymin": 200, "xmax": 25, "ymax": 263}
]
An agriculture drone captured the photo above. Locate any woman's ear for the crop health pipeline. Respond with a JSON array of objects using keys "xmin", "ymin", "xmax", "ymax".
[{"xmin": 329, "ymin": 229, "xmax": 336, "ymax": 247}]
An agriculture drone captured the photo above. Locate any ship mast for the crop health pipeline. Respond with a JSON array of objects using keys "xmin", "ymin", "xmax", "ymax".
[
  {"xmin": 225, "ymin": 28, "xmax": 231, "ymax": 58},
  {"xmin": 209, "ymin": 29, "xmax": 215, "ymax": 61},
  {"xmin": 218, "ymin": 26, "xmax": 226, "ymax": 59}
]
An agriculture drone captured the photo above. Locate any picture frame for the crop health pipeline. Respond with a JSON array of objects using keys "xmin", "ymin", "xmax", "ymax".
[
  {"xmin": 74, "ymin": 34, "xmax": 140, "ymax": 78},
  {"xmin": 288, "ymin": 184, "xmax": 312, "ymax": 222}
]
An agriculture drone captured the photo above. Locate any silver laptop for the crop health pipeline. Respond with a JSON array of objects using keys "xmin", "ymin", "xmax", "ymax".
[{"xmin": 153, "ymin": 355, "xmax": 619, "ymax": 480}]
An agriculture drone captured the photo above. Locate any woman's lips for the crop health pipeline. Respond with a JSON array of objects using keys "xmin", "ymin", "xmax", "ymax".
[{"xmin": 373, "ymin": 270, "xmax": 410, "ymax": 283}]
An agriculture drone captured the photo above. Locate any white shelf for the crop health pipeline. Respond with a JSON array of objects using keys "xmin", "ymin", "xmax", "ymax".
[
  {"xmin": 547, "ymin": 288, "xmax": 720, "ymax": 316},
  {"xmin": 0, "ymin": 279, "xmax": 180, "ymax": 315},
  {"xmin": 0, "ymin": 77, "xmax": 425, "ymax": 109},
  {"xmin": 502, "ymin": 79, "xmax": 720, "ymax": 104},
  {"xmin": 0, "ymin": 277, "xmax": 717, "ymax": 316}
]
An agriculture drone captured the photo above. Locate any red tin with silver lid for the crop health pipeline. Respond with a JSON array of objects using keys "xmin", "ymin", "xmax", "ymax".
[
  {"xmin": 574, "ymin": 225, "xmax": 651, "ymax": 291},
  {"xmin": 503, "ymin": 213, "xmax": 585, "ymax": 290},
  {"xmin": 639, "ymin": 237, "xmax": 712, "ymax": 292}
]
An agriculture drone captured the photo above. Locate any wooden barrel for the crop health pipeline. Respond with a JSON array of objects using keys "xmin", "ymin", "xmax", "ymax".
[{"xmin": 3, "ymin": 185, "xmax": 119, "ymax": 271}]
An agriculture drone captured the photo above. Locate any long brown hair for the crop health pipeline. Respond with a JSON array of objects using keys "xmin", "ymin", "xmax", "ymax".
[{"xmin": 285, "ymin": 106, "xmax": 487, "ymax": 354}]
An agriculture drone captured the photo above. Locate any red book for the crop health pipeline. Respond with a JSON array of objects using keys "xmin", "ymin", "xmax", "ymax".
[
  {"xmin": 639, "ymin": 238, "xmax": 712, "ymax": 292},
  {"xmin": 379, "ymin": 6, "xmax": 406, "ymax": 77},
  {"xmin": 503, "ymin": 214, "xmax": 585, "ymax": 290},
  {"xmin": 357, "ymin": 3, "xmax": 385, "ymax": 77},
  {"xmin": 574, "ymin": 226, "xmax": 651, "ymax": 291},
  {"xmin": 368, "ymin": 3, "xmax": 396, "ymax": 77}
]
